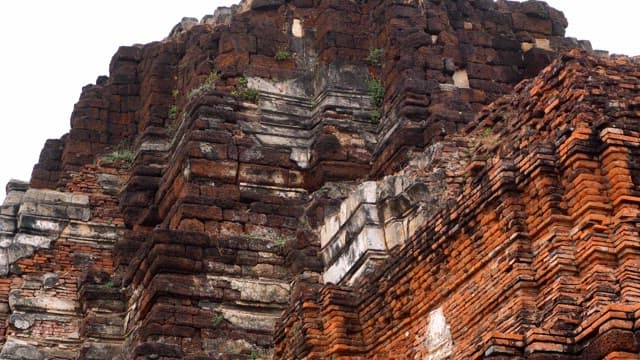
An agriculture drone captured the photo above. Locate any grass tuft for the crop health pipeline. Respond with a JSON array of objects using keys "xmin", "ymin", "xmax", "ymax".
[
  {"xmin": 188, "ymin": 71, "xmax": 219, "ymax": 100},
  {"xmin": 367, "ymin": 48, "xmax": 384, "ymax": 67}
]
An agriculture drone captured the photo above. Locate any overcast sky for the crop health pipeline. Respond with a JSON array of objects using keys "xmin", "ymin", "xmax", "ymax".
[{"xmin": 0, "ymin": 1, "xmax": 638, "ymax": 198}]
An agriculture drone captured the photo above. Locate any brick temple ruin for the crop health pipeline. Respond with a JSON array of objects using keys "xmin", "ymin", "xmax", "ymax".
[{"xmin": 2, "ymin": 0, "xmax": 640, "ymax": 359}]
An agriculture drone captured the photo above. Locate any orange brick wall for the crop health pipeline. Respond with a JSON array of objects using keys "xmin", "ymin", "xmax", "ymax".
[{"xmin": 275, "ymin": 52, "xmax": 640, "ymax": 359}]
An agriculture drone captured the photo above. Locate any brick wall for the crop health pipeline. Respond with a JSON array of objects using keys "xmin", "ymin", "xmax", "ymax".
[
  {"xmin": 4, "ymin": 1, "xmax": 634, "ymax": 359},
  {"xmin": 275, "ymin": 51, "xmax": 640, "ymax": 359}
]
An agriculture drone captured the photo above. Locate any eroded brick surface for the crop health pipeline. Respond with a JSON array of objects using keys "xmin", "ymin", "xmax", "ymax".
[
  {"xmin": 2, "ymin": 0, "xmax": 638, "ymax": 359},
  {"xmin": 276, "ymin": 51, "xmax": 640, "ymax": 359}
]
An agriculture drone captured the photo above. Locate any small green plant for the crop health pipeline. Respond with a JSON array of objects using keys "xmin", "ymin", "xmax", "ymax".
[
  {"xmin": 101, "ymin": 149, "xmax": 135, "ymax": 165},
  {"xmin": 101, "ymin": 139, "xmax": 135, "ymax": 166},
  {"xmin": 101, "ymin": 280, "xmax": 114, "ymax": 288},
  {"xmin": 250, "ymin": 351, "xmax": 260, "ymax": 359},
  {"xmin": 168, "ymin": 105, "xmax": 178, "ymax": 120},
  {"xmin": 171, "ymin": 88, "xmax": 179, "ymax": 98},
  {"xmin": 239, "ymin": 76, "xmax": 248, "ymax": 87},
  {"xmin": 166, "ymin": 122, "xmax": 177, "ymax": 138},
  {"xmin": 231, "ymin": 76, "xmax": 259, "ymax": 102},
  {"xmin": 275, "ymin": 50, "xmax": 291, "ymax": 61},
  {"xmin": 188, "ymin": 71, "xmax": 219, "ymax": 100},
  {"xmin": 241, "ymin": 88, "xmax": 259, "ymax": 102},
  {"xmin": 274, "ymin": 236, "xmax": 287, "ymax": 250},
  {"xmin": 367, "ymin": 47, "xmax": 384, "ymax": 67},
  {"xmin": 212, "ymin": 314, "xmax": 225, "ymax": 326},
  {"xmin": 370, "ymin": 109, "xmax": 381, "ymax": 123},
  {"xmin": 477, "ymin": 127, "xmax": 499, "ymax": 148},
  {"xmin": 367, "ymin": 77, "xmax": 384, "ymax": 107}
]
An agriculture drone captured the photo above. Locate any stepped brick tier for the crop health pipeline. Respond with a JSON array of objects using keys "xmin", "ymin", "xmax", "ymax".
[{"xmin": 3, "ymin": 0, "xmax": 640, "ymax": 359}]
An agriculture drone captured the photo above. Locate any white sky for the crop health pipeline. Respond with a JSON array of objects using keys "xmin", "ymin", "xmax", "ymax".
[{"xmin": 0, "ymin": 1, "xmax": 638, "ymax": 197}]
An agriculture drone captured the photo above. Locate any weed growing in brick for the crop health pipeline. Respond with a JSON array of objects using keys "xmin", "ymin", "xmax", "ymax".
[
  {"xmin": 275, "ymin": 50, "xmax": 291, "ymax": 61},
  {"xmin": 367, "ymin": 47, "xmax": 384, "ymax": 67},
  {"xmin": 212, "ymin": 314, "xmax": 225, "ymax": 326},
  {"xmin": 231, "ymin": 76, "xmax": 259, "ymax": 102},
  {"xmin": 188, "ymin": 71, "xmax": 219, "ymax": 100},
  {"xmin": 367, "ymin": 78, "xmax": 384, "ymax": 107}
]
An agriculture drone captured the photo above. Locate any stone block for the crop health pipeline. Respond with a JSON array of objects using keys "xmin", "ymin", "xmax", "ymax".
[
  {"xmin": 220, "ymin": 307, "xmax": 280, "ymax": 332},
  {"xmin": 5, "ymin": 180, "xmax": 29, "ymax": 194},
  {"xmin": 0, "ymin": 204, "xmax": 19, "ymax": 216},
  {"xmin": 189, "ymin": 159, "xmax": 238, "ymax": 183},
  {"xmin": 63, "ymin": 222, "xmax": 120, "ymax": 242},
  {"xmin": 9, "ymin": 290, "xmax": 76, "ymax": 314},
  {"xmin": 290, "ymin": 148, "xmax": 310, "ymax": 168},
  {"xmin": 169, "ymin": 17, "xmax": 198, "ymax": 36},
  {"xmin": 18, "ymin": 215, "xmax": 66, "ymax": 234},
  {"xmin": 511, "ymin": 12, "xmax": 552, "ymax": 35},
  {"xmin": 17, "ymin": 202, "xmax": 36, "ymax": 215},
  {"xmin": 97, "ymin": 174, "xmax": 122, "ymax": 196},
  {"xmin": 6, "ymin": 244, "xmax": 34, "ymax": 264},
  {"xmin": 0, "ymin": 340, "xmax": 44, "ymax": 360},
  {"xmin": 133, "ymin": 342, "xmax": 184, "ymax": 358},
  {"xmin": 424, "ymin": 307, "xmax": 452, "ymax": 360},
  {"xmin": 321, "ymin": 230, "xmax": 346, "ymax": 266},
  {"xmin": 0, "ymin": 235, "xmax": 11, "ymax": 248},
  {"xmin": 82, "ymin": 318, "xmax": 125, "ymax": 339},
  {"xmin": 378, "ymin": 176, "xmax": 404, "ymax": 199},
  {"xmin": 453, "ymin": 70, "xmax": 470, "ymax": 88},
  {"xmin": 42, "ymin": 272, "xmax": 59, "ymax": 289},
  {"xmin": 291, "ymin": 19, "xmax": 303, "ymax": 37},
  {"xmin": 226, "ymin": 277, "xmax": 289, "ymax": 304},
  {"xmin": 238, "ymin": 164, "xmax": 290, "ymax": 187},
  {"xmin": 21, "ymin": 189, "xmax": 54, "ymax": 204},
  {"xmin": 344, "ymin": 204, "xmax": 380, "ymax": 236},
  {"xmin": 70, "ymin": 194, "xmax": 90, "ymax": 206},
  {"xmin": 360, "ymin": 181, "xmax": 378, "ymax": 203},
  {"xmin": 33, "ymin": 203, "xmax": 68, "ymax": 218},
  {"xmin": 9, "ymin": 312, "xmax": 33, "ymax": 330},
  {"xmin": 407, "ymin": 211, "xmax": 427, "ymax": 240},
  {"xmin": 384, "ymin": 220, "xmax": 406, "ymax": 249},
  {"xmin": 535, "ymin": 38, "xmax": 552, "ymax": 51},
  {"xmin": 0, "ymin": 249, "xmax": 8, "ymax": 276},
  {"xmin": 0, "ymin": 217, "xmax": 16, "ymax": 233},
  {"xmin": 250, "ymin": 0, "xmax": 284, "ymax": 10},
  {"xmin": 79, "ymin": 343, "xmax": 123, "ymax": 360},
  {"xmin": 320, "ymin": 214, "xmax": 340, "ymax": 247},
  {"xmin": 323, "ymin": 226, "xmax": 385, "ymax": 284},
  {"xmin": 360, "ymin": 226, "xmax": 386, "ymax": 251},
  {"xmin": 66, "ymin": 206, "xmax": 91, "ymax": 221},
  {"xmin": 2, "ymin": 191, "xmax": 25, "ymax": 207},
  {"xmin": 14, "ymin": 233, "xmax": 52, "ymax": 249},
  {"xmin": 381, "ymin": 195, "xmax": 412, "ymax": 220}
]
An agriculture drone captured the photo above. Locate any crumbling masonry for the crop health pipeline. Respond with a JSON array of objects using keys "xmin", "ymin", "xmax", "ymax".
[{"xmin": 2, "ymin": 0, "xmax": 640, "ymax": 359}]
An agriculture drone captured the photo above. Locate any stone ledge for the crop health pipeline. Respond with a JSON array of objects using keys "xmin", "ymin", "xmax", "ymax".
[
  {"xmin": 319, "ymin": 172, "xmax": 442, "ymax": 285},
  {"xmin": 9, "ymin": 290, "xmax": 77, "ymax": 315},
  {"xmin": 0, "ymin": 339, "xmax": 44, "ymax": 360}
]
